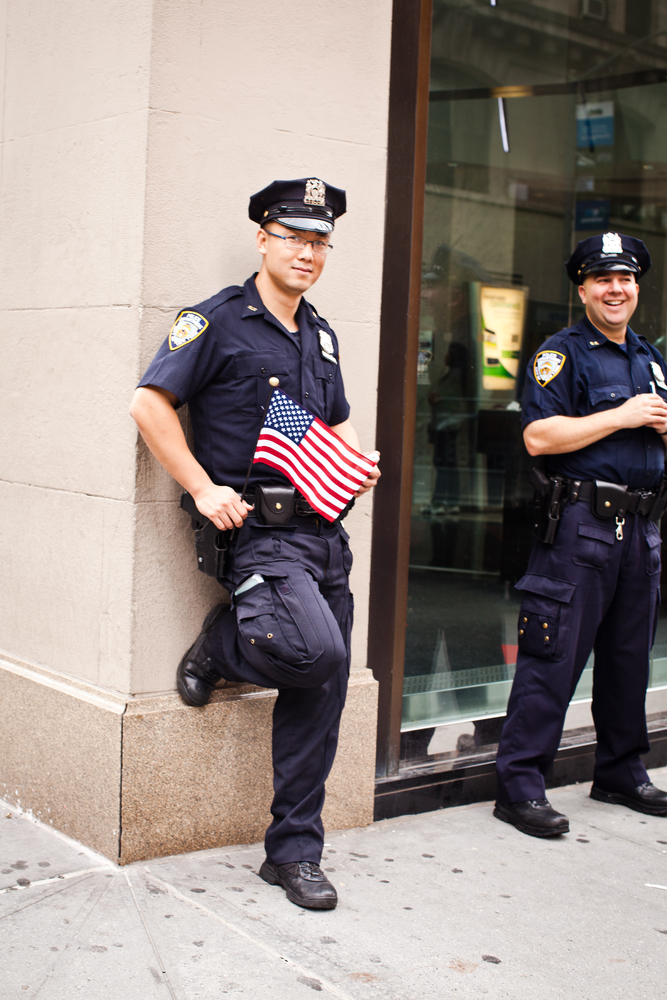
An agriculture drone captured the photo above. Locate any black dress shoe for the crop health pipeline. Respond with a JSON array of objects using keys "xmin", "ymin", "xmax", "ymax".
[
  {"xmin": 177, "ymin": 604, "xmax": 230, "ymax": 707},
  {"xmin": 259, "ymin": 860, "xmax": 338, "ymax": 910},
  {"xmin": 494, "ymin": 798, "xmax": 569, "ymax": 837},
  {"xmin": 590, "ymin": 782, "xmax": 667, "ymax": 816}
]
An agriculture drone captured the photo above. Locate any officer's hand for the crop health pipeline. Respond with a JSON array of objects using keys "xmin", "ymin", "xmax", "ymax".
[
  {"xmin": 617, "ymin": 394, "xmax": 667, "ymax": 432},
  {"xmin": 355, "ymin": 453, "xmax": 381, "ymax": 497},
  {"xmin": 192, "ymin": 485, "xmax": 253, "ymax": 530}
]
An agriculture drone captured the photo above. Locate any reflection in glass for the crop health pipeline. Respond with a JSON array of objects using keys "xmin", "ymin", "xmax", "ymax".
[{"xmin": 403, "ymin": 0, "xmax": 667, "ymax": 762}]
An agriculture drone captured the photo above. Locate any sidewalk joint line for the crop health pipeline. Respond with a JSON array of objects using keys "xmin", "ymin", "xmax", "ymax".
[
  {"xmin": 124, "ymin": 872, "xmax": 182, "ymax": 1000},
  {"xmin": 146, "ymin": 873, "xmax": 358, "ymax": 1000},
  {"xmin": 0, "ymin": 865, "xmax": 115, "ymax": 895}
]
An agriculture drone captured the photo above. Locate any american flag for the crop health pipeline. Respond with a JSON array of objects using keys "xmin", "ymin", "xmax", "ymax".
[{"xmin": 253, "ymin": 389, "xmax": 376, "ymax": 522}]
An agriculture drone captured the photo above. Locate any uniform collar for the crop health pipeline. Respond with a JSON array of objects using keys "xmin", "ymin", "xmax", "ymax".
[
  {"xmin": 241, "ymin": 273, "xmax": 267, "ymax": 318},
  {"xmin": 241, "ymin": 273, "xmax": 315, "ymax": 351},
  {"xmin": 579, "ymin": 314, "xmax": 642, "ymax": 352}
]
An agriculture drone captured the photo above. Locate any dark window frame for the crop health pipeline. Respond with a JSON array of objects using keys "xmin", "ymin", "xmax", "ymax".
[{"xmin": 369, "ymin": 0, "xmax": 432, "ymax": 779}]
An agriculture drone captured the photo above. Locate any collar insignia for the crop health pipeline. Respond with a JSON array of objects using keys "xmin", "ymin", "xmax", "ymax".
[
  {"xmin": 534, "ymin": 350, "xmax": 566, "ymax": 386},
  {"xmin": 304, "ymin": 179, "xmax": 326, "ymax": 206},
  {"xmin": 318, "ymin": 329, "xmax": 337, "ymax": 364},
  {"xmin": 169, "ymin": 311, "xmax": 209, "ymax": 351},
  {"xmin": 247, "ymin": 304, "xmax": 258, "ymax": 311},
  {"xmin": 602, "ymin": 232, "xmax": 623, "ymax": 255}
]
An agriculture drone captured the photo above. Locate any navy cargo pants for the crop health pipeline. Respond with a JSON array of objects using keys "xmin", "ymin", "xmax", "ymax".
[
  {"xmin": 496, "ymin": 500, "xmax": 661, "ymax": 804},
  {"xmin": 208, "ymin": 515, "xmax": 353, "ymax": 865}
]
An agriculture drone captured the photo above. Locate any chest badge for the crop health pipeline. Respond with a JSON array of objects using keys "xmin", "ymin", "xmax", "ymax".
[
  {"xmin": 169, "ymin": 311, "xmax": 209, "ymax": 351},
  {"xmin": 318, "ymin": 329, "xmax": 338, "ymax": 365},
  {"xmin": 534, "ymin": 350, "xmax": 566, "ymax": 386},
  {"xmin": 650, "ymin": 361, "xmax": 667, "ymax": 391}
]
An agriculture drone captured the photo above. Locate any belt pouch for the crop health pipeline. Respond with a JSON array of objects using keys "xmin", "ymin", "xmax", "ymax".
[
  {"xmin": 255, "ymin": 485, "xmax": 296, "ymax": 525},
  {"xmin": 594, "ymin": 480, "xmax": 628, "ymax": 519}
]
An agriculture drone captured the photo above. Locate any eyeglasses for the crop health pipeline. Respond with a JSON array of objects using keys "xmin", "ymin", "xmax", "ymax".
[{"xmin": 265, "ymin": 230, "xmax": 333, "ymax": 255}]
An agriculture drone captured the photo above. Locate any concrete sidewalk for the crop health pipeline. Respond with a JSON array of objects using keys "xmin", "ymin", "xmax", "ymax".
[{"xmin": 2, "ymin": 768, "xmax": 667, "ymax": 1000}]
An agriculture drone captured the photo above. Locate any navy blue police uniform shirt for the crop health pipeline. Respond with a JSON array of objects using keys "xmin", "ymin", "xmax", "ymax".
[
  {"xmin": 137, "ymin": 274, "xmax": 350, "ymax": 492},
  {"xmin": 522, "ymin": 314, "xmax": 667, "ymax": 490}
]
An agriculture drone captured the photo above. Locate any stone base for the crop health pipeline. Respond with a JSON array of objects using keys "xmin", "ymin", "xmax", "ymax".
[{"xmin": 0, "ymin": 656, "xmax": 378, "ymax": 864}]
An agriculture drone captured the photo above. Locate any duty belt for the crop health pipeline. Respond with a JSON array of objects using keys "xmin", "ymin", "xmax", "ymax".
[
  {"xmin": 567, "ymin": 479, "xmax": 663, "ymax": 518},
  {"xmin": 243, "ymin": 485, "xmax": 319, "ymax": 524},
  {"xmin": 528, "ymin": 467, "xmax": 667, "ymax": 545}
]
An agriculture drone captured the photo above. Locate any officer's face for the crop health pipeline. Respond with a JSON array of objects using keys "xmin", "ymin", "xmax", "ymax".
[
  {"xmin": 578, "ymin": 271, "xmax": 639, "ymax": 336},
  {"xmin": 257, "ymin": 222, "xmax": 329, "ymax": 295}
]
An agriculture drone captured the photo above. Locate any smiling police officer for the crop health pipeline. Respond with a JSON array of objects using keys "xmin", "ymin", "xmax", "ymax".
[
  {"xmin": 494, "ymin": 231, "xmax": 667, "ymax": 837},
  {"xmin": 129, "ymin": 178, "xmax": 380, "ymax": 907}
]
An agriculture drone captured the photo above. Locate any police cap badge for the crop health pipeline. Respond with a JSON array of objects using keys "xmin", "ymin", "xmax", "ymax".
[
  {"xmin": 565, "ymin": 232, "xmax": 651, "ymax": 284},
  {"xmin": 169, "ymin": 311, "xmax": 209, "ymax": 351},
  {"xmin": 249, "ymin": 178, "xmax": 346, "ymax": 234},
  {"xmin": 534, "ymin": 351, "xmax": 566, "ymax": 386}
]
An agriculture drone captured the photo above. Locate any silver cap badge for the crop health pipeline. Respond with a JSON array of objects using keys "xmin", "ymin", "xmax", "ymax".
[
  {"xmin": 602, "ymin": 232, "xmax": 623, "ymax": 255},
  {"xmin": 304, "ymin": 179, "xmax": 326, "ymax": 206}
]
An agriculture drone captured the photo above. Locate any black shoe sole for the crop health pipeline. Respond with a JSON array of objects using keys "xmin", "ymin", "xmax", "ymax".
[
  {"xmin": 259, "ymin": 861, "xmax": 337, "ymax": 910},
  {"xmin": 493, "ymin": 803, "xmax": 569, "ymax": 838},
  {"xmin": 590, "ymin": 786, "xmax": 667, "ymax": 816},
  {"xmin": 176, "ymin": 604, "xmax": 230, "ymax": 707}
]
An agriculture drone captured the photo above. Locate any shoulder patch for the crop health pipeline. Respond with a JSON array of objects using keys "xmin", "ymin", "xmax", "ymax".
[
  {"xmin": 534, "ymin": 351, "xmax": 566, "ymax": 386},
  {"xmin": 169, "ymin": 311, "xmax": 209, "ymax": 351}
]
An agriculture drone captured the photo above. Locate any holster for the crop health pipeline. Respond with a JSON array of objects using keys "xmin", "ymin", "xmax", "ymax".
[
  {"xmin": 254, "ymin": 485, "xmax": 296, "ymax": 525},
  {"xmin": 529, "ymin": 468, "xmax": 566, "ymax": 545},
  {"xmin": 648, "ymin": 477, "xmax": 667, "ymax": 523},
  {"xmin": 180, "ymin": 492, "xmax": 230, "ymax": 579}
]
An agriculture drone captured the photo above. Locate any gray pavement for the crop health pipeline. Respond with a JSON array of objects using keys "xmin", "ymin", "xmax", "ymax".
[{"xmin": 2, "ymin": 768, "xmax": 667, "ymax": 1000}]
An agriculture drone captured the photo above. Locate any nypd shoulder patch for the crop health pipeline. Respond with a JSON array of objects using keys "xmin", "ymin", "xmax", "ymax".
[
  {"xmin": 534, "ymin": 351, "xmax": 566, "ymax": 386},
  {"xmin": 169, "ymin": 311, "xmax": 209, "ymax": 351}
]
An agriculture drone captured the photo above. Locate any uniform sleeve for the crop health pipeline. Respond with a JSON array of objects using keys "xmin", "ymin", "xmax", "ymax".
[
  {"xmin": 137, "ymin": 309, "xmax": 222, "ymax": 405},
  {"xmin": 521, "ymin": 341, "xmax": 575, "ymax": 427}
]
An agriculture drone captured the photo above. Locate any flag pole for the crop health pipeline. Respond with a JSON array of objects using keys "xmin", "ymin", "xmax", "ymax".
[{"xmin": 240, "ymin": 378, "xmax": 279, "ymax": 501}]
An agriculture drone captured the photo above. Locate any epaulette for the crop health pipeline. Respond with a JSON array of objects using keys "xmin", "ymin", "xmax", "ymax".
[{"xmin": 193, "ymin": 285, "xmax": 244, "ymax": 316}]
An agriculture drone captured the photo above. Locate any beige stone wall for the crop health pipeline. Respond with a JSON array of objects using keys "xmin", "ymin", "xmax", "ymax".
[{"xmin": 0, "ymin": 0, "xmax": 390, "ymax": 858}]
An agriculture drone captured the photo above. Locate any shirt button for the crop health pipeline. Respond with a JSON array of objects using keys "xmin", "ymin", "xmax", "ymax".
[
  {"xmin": 261, "ymin": 367, "xmax": 266, "ymax": 374},
  {"xmin": 304, "ymin": 392, "xmax": 309, "ymax": 398},
  {"xmin": 610, "ymin": 393, "xmax": 615, "ymax": 397}
]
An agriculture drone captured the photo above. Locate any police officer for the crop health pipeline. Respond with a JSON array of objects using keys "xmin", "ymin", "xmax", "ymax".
[
  {"xmin": 129, "ymin": 177, "xmax": 380, "ymax": 906},
  {"xmin": 494, "ymin": 232, "xmax": 667, "ymax": 837}
]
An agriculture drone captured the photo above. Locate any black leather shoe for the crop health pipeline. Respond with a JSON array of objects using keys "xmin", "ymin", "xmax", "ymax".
[
  {"xmin": 259, "ymin": 860, "xmax": 338, "ymax": 910},
  {"xmin": 494, "ymin": 798, "xmax": 569, "ymax": 837},
  {"xmin": 590, "ymin": 782, "xmax": 667, "ymax": 816},
  {"xmin": 176, "ymin": 604, "xmax": 230, "ymax": 707}
]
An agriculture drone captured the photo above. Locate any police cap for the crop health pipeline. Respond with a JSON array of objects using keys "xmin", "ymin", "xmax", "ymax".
[
  {"xmin": 249, "ymin": 177, "xmax": 346, "ymax": 234},
  {"xmin": 565, "ymin": 231, "xmax": 651, "ymax": 284}
]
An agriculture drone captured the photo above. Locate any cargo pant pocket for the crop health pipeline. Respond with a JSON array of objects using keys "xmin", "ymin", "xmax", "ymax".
[
  {"xmin": 234, "ymin": 575, "xmax": 326, "ymax": 666},
  {"xmin": 515, "ymin": 573, "xmax": 576, "ymax": 662},
  {"xmin": 572, "ymin": 521, "xmax": 615, "ymax": 570}
]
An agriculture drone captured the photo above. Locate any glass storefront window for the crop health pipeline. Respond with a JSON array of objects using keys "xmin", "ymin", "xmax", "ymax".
[{"xmin": 403, "ymin": 0, "xmax": 667, "ymax": 761}]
